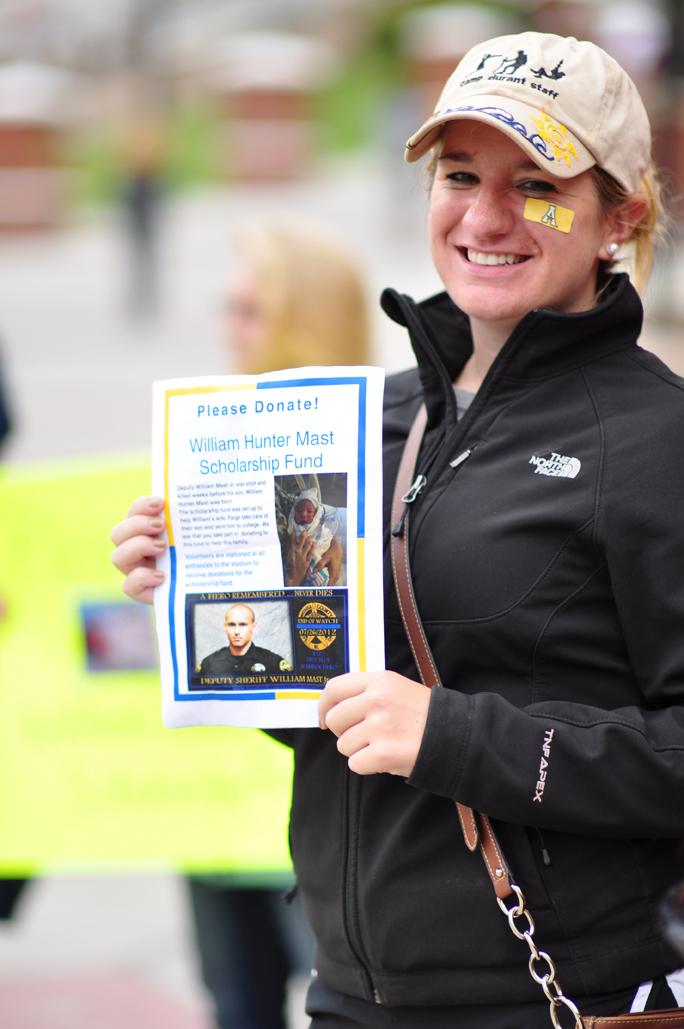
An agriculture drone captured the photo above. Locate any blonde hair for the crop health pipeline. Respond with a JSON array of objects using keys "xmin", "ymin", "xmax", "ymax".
[
  {"xmin": 591, "ymin": 163, "xmax": 667, "ymax": 295},
  {"xmin": 232, "ymin": 227, "xmax": 370, "ymax": 374}
]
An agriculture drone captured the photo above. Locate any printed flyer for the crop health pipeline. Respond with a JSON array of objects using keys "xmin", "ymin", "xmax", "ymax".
[{"xmin": 152, "ymin": 367, "xmax": 385, "ymax": 728}]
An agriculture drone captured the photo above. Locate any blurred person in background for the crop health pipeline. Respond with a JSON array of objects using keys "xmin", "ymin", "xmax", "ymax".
[
  {"xmin": 116, "ymin": 113, "xmax": 168, "ymax": 319},
  {"xmin": 131, "ymin": 225, "xmax": 369, "ymax": 1029},
  {"xmin": 0, "ymin": 345, "xmax": 26, "ymax": 921},
  {"xmin": 223, "ymin": 226, "xmax": 368, "ymax": 375},
  {"xmin": 0, "ymin": 351, "xmax": 11, "ymax": 451},
  {"xmin": 113, "ymin": 29, "xmax": 684, "ymax": 1027}
]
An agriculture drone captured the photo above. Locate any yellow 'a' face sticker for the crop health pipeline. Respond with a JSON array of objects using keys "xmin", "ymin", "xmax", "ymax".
[{"xmin": 524, "ymin": 198, "xmax": 575, "ymax": 233}]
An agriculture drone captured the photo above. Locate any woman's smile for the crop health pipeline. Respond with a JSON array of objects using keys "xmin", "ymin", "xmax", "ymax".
[{"xmin": 461, "ymin": 247, "xmax": 530, "ymax": 267}]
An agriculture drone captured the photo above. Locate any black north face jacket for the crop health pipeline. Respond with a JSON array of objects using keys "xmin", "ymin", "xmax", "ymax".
[{"xmin": 281, "ymin": 274, "xmax": 684, "ymax": 1008}]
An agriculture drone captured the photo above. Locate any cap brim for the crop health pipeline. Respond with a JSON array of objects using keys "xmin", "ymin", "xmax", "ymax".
[{"xmin": 404, "ymin": 95, "xmax": 595, "ymax": 179}]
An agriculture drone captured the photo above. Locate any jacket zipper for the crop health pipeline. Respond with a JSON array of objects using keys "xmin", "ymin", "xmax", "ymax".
[
  {"xmin": 450, "ymin": 447, "xmax": 473, "ymax": 469},
  {"xmin": 341, "ymin": 771, "xmax": 384, "ymax": 1003},
  {"xmin": 536, "ymin": 828, "xmax": 552, "ymax": 867},
  {"xmin": 388, "ymin": 302, "xmax": 543, "ymax": 546},
  {"xmin": 392, "ymin": 447, "xmax": 475, "ymax": 539},
  {"xmin": 396, "ymin": 305, "xmax": 541, "ymax": 550}
]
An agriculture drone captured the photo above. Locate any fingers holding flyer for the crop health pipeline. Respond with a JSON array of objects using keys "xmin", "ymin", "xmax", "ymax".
[
  {"xmin": 152, "ymin": 366, "xmax": 385, "ymax": 728},
  {"xmin": 110, "ymin": 495, "xmax": 167, "ymax": 603}
]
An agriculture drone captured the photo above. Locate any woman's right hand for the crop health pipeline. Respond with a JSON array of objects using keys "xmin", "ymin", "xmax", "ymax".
[{"xmin": 110, "ymin": 495, "xmax": 167, "ymax": 604}]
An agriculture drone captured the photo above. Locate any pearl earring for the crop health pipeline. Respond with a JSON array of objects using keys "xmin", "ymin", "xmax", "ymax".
[{"xmin": 607, "ymin": 242, "xmax": 619, "ymax": 257}]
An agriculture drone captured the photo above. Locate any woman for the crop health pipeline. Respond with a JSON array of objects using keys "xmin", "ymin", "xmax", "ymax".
[
  {"xmin": 112, "ymin": 32, "xmax": 684, "ymax": 1027},
  {"xmin": 224, "ymin": 225, "xmax": 368, "ymax": 376}
]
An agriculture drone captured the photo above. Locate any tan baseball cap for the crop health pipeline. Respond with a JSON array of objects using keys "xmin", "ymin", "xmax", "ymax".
[{"xmin": 405, "ymin": 31, "xmax": 651, "ymax": 194}]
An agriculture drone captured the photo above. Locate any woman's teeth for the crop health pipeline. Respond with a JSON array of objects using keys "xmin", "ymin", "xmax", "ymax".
[{"xmin": 467, "ymin": 249, "xmax": 525, "ymax": 265}]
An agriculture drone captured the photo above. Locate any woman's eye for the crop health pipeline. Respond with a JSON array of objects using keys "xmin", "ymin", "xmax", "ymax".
[
  {"xmin": 519, "ymin": 179, "xmax": 557, "ymax": 195},
  {"xmin": 445, "ymin": 170, "xmax": 479, "ymax": 186}
]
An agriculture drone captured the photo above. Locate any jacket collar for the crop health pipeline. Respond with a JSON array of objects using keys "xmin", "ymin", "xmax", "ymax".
[{"xmin": 381, "ymin": 273, "xmax": 643, "ymax": 429}]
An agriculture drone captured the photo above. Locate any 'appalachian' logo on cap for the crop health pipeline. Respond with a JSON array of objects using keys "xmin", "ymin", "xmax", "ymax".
[{"xmin": 530, "ymin": 113, "xmax": 578, "ymax": 167}]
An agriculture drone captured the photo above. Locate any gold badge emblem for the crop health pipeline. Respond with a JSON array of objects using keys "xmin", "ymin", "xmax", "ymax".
[
  {"xmin": 530, "ymin": 112, "xmax": 578, "ymax": 167},
  {"xmin": 297, "ymin": 602, "xmax": 338, "ymax": 651}
]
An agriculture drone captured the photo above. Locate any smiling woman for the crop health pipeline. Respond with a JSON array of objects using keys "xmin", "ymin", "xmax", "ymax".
[
  {"xmin": 308, "ymin": 30, "xmax": 684, "ymax": 1029},
  {"xmin": 111, "ymin": 29, "xmax": 684, "ymax": 1029}
]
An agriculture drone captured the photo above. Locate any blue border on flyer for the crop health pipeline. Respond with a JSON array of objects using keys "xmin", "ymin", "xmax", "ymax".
[{"xmin": 168, "ymin": 375, "xmax": 367, "ymax": 701}]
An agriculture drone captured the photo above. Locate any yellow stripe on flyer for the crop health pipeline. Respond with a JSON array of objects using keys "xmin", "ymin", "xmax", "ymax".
[
  {"xmin": 357, "ymin": 538, "xmax": 366, "ymax": 670},
  {"xmin": 275, "ymin": 691, "xmax": 323, "ymax": 700},
  {"xmin": 524, "ymin": 198, "xmax": 575, "ymax": 233}
]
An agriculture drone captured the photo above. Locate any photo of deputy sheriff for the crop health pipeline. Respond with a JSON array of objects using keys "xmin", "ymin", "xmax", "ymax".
[{"xmin": 197, "ymin": 603, "xmax": 292, "ymax": 678}]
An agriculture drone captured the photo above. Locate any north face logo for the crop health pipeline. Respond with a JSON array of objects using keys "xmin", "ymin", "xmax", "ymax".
[{"xmin": 529, "ymin": 452, "xmax": 581, "ymax": 478}]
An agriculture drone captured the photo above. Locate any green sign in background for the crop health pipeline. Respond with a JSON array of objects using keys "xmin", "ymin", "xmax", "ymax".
[{"xmin": 0, "ymin": 455, "xmax": 294, "ymax": 876}]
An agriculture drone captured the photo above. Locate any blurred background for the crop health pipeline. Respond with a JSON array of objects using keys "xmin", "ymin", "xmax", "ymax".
[{"xmin": 1, "ymin": 1, "xmax": 684, "ymax": 1027}]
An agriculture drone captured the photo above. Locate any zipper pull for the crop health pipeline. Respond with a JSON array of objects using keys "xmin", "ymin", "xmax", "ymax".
[
  {"xmin": 392, "ymin": 473, "xmax": 427, "ymax": 538},
  {"xmin": 449, "ymin": 448, "xmax": 472, "ymax": 469},
  {"xmin": 401, "ymin": 473, "xmax": 427, "ymax": 504},
  {"xmin": 536, "ymin": 829, "xmax": 552, "ymax": 867}
]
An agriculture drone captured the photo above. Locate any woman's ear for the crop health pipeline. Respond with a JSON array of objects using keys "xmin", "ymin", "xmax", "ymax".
[{"xmin": 599, "ymin": 194, "xmax": 648, "ymax": 259}]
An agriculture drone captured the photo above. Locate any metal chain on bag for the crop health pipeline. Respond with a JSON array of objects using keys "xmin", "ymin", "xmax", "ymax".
[{"xmin": 497, "ymin": 882, "xmax": 582, "ymax": 1028}]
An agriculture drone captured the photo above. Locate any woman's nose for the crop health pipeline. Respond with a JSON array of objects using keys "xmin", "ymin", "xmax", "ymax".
[{"xmin": 462, "ymin": 188, "xmax": 513, "ymax": 239}]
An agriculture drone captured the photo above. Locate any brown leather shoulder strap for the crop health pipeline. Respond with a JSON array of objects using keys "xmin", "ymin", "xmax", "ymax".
[
  {"xmin": 390, "ymin": 405, "xmax": 513, "ymax": 901},
  {"xmin": 389, "ymin": 405, "xmax": 439, "ymax": 686},
  {"xmin": 582, "ymin": 1014, "xmax": 684, "ymax": 1027}
]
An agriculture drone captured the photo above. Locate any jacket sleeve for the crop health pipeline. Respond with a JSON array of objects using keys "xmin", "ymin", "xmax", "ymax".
[
  {"xmin": 409, "ymin": 371, "xmax": 684, "ymax": 839},
  {"xmin": 262, "ymin": 728, "xmax": 296, "ymax": 747}
]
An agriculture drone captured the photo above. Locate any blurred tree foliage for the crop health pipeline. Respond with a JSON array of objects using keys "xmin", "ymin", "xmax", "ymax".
[
  {"xmin": 68, "ymin": 101, "xmax": 220, "ymax": 208},
  {"xmin": 67, "ymin": 0, "xmax": 527, "ymax": 206}
]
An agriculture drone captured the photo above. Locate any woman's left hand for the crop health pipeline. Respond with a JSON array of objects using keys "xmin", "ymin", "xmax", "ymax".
[{"xmin": 319, "ymin": 671, "xmax": 430, "ymax": 777}]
